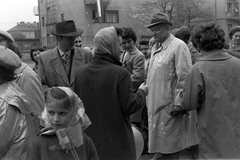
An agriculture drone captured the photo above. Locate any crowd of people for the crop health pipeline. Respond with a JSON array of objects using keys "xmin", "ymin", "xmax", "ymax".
[{"xmin": 1, "ymin": 11, "xmax": 240, "ymax": 160}]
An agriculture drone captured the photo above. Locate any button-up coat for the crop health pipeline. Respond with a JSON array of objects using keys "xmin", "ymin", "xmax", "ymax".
[{"xmin": 147, "ymin": 34, "xmax": 198, "ymax": 153}]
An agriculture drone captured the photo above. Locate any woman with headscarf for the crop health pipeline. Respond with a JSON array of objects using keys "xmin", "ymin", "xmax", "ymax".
[
  {"xmin": 73, "ymin": 26, "xmax": 148, "ymax": 160},
  {"xmin": 0, "ymin": 46, "xmax": 34, "ymax": 160}
]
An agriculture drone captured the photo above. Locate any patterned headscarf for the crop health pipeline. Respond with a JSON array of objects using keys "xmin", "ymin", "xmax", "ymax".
[
  {"xmin": 41, "ymin": 87, "xmax": 91, "ymax": 130},
  {"xmin": 93, "ymin": 26, "xmax": 122, "ymax": 60}
]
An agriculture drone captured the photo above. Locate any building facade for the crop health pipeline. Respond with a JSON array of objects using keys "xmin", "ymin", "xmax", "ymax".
[
  {"xmin": 38, "ymin": 0, "xmax": 152, "ymax": 49},
  {"xmin": 190, "ymin": 0, "xmax": 240, "ymax": 42},
  {"xmin": 7, "ymin": 21, "xmax": 41, "ymax": 52}
]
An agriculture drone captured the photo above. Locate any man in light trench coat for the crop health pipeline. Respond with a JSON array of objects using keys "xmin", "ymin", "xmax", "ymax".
[{"xmin": 146, "ymin": 12, "xmax": 199, "ymax": 159}]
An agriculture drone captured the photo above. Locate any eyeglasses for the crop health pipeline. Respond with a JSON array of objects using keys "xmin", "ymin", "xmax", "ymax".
[{"xmin": 75, "ymin": 41, "xmax": 82, "ymax": 43}]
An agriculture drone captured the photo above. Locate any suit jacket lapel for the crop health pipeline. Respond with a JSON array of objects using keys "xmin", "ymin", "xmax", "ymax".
[
  {"xmin": 70, "ymin": 48, "xmax": 84, "ymax": 85},
  {"xmin": 50, "ymin": 47, "xmax": 69, "ymax": 85}
]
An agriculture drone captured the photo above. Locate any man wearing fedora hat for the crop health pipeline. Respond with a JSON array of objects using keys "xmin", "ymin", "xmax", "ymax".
[
  {"xmin": 38, "ymin": 20, "xmax": 93, "ymax": 97},
  {"xmin": 145, "ymin": 12, "xmax": 198, "ymax": 159}
]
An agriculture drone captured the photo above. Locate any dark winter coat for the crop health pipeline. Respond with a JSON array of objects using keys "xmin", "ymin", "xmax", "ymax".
[{"xmin": 73, "ymin": 26, "xmax": 146, "ymax": 160}]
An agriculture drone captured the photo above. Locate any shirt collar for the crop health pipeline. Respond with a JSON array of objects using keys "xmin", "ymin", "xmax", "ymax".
[
  {"xmin": 198, "ymin": 49, "xmax": 232, "ymax": 61},
  {"xmin": 161, "ymin": 34, "xmax": 174, "ymax": 50},
  {"xmin": 58, "ymin": 47, "xmax": 71, "ymax": 57}
]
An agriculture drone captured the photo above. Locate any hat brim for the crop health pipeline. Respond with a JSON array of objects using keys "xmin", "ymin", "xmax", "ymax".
[
  {"xmin": 146, "ymin": 21, "xmax": 173, "ymax": 28},
  {"xmin": 51, "ymin": 31, "xmax": 80, "ymax": 37},
  {"xmin": 0, "ymin": 30, "xmax": 15, "ymax": 42}
]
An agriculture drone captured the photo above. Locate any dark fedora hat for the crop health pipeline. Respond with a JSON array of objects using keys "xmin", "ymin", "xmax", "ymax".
[
  {"xmin": 51, "ymin": 20, "xmax": 81, "ymax": 37},
  {"xmin": 146, "ymin": 12, "xmax": 172, "ymax": 28}
]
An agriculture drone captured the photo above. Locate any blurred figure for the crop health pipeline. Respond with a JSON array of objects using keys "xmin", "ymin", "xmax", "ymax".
[
  {"xmin": 74, "ymin": 28, "xmax": 94, "ymax": 56},
  {"xmin": 146, "ymin": 12, "xmax": 198, "ymax": 159},
  {"xmin": 73, "ymin": 26, "xmax": 148, "ymax": 160},
  {"xmin": 229, "ymin": 26, "xmax": 240, "ymax": 52},
  {"xmin": 174, "ymin": 26, "xmax": 201, "ymax": 64},
  {"xmin": 172, "ymin": 22, "xmax": 240, "ymax": 159},
  {"xmin": 74, "ymin": 28, "xmax": 83, "ymax": 48},
  {"xmin": 120, "ymin": 27, "xmax": 145, "ymax": 130},
  {"xmin": 75, "ymin": 36, "xmax": 83, "ymax": 48},
  {"xmin": 225, "ymin": 26, "xmax": 240, "ymax": 59},
  {"xmin": 38, "ymin": 20, "xmax": 93, "ymax": 97},
  {"xmin": 0, "ymin": 46, "xmax": 34, "ymax": 160},
  {"xmin": 30, "ymin": 46, "xmax": 44, "ymax": 73},
  {"xmin": 139, "ymin": 40, "xmax": 150, "ymax": 77},
  {"xmin": 0, "ymin": 29, "xmax": 45, "ymax": 118}
]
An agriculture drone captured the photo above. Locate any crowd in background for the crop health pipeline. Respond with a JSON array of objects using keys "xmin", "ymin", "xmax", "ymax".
[{"xmin": 1, "ymin": 11, "xmax": 240, "ymax": 160}]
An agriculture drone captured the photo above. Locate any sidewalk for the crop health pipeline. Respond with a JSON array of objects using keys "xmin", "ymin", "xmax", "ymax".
[{"xmin": 139, "ymin": 149, "xmax": 194, "ymax": 160}]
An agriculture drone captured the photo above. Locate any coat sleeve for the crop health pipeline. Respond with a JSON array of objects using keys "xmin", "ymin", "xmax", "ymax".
[
  {"xmin": 131, "ymin": 53, "xmax": 145, "ymax": 92},
  {"xmin": 83, "ymin": 133, "xmax": 99, "ymax": 160},
  {"xmin": 182, "ymin": 66, "xmax": 204, "ymax": 111},
  {"xmin": 174, "ymin": 43, "xmax": 192, "ymax": 106},
  {"xmin": 0, "ymin": 102, "xmax": 25, "ymax": 158},
  {"xmin": 38, "ymin": 52, "xmax": 51, "ymax": 97},
  {"xmin": 118, "ymin": 71, "xmax": 146, "ymax": 116},
  {"xmin": 83, "ymin": 49, "xmax": 93, "ymax": 63},
  {"xmin": 26, "ymin": 138, "xmax": 41, "ymax": 160},
  {"xmin": 16, "ymin": 65, "xmax": 45, "ymax": 116}
]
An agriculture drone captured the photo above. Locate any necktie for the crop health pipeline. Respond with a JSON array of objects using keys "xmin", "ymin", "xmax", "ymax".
[{"xmin": 62, "ymin": 52, "xmax": 70, "ymax": 67}]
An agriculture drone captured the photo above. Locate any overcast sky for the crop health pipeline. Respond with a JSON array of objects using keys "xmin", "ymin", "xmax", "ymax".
[{"xmin": 0, "ymin": 0, "xmax": 39, "ymax": 31}]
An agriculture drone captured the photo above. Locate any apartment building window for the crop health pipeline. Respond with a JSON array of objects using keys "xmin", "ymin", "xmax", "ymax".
[
  {"xmin": 105, "ymin": 10, "xmax": 119, "ymax": 23},
  {"xmin": 234, "ymin": 3, "xmax": 239, "ymax": 17},
  {"xmin": 47, "ymin": 0, "xmax": 57, "ymax": 24},
  {"xmin": 227, "ymin": 2, "xmax": 233, "ymax": 13},
  {"xmin": 93, "ymin": 10, "xmax": 119, "ymax": 23},
  {"xmin": 42, "ymin": 17, "xmax": 45, "ymax": 27}
]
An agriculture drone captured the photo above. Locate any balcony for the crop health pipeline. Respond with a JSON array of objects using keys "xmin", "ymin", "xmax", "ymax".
[{"xmin": 84, "ymin": 0, "xmax": 110, "ymax": 7}]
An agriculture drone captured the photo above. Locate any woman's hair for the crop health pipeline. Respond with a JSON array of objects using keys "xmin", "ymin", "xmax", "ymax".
[
  {"xmin": 139, "ymin": 40, "xmax": 149, "ymax": 46},
  {"xmin": 174, "ymin": 26, "xmax": 191, "ymax": 44},
  {"xmin": 46, "ymin": 87, "xmax": 72, "ymax": 111},
  {"xmin": 7, "ymin": 42, "xmax": 22, "ymax": 58},
  {"xmin": 0, "ymin": 65, "xmax": 16, "ymax": 82},
  {"xmin": 30, "ymin": 47, "xmax": 44, "ymax": 63},
  {"xmin": 114, "ymin": 26, "xmax": 123, "ymax": 37},
  {"xmin": 229, "ymin": 26, "xmax": 240, "ymax": 40},
  {"xmin": 192, "ymin": 23, "xmax": 225, "ymax": 52},
  {"xmin": 121, "ymin": 27, "xmax": 137, "ymax": 44}
]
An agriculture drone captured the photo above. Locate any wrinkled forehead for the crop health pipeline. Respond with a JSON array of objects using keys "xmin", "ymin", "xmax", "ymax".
[{"xmin": 149, "ymin": 23, "xmax": 169, "ymax": 31}]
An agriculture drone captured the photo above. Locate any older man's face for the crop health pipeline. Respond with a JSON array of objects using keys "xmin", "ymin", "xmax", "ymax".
[{"xmin": 150, "ymin": 24, "xmax": 170, "ymax": 44}]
